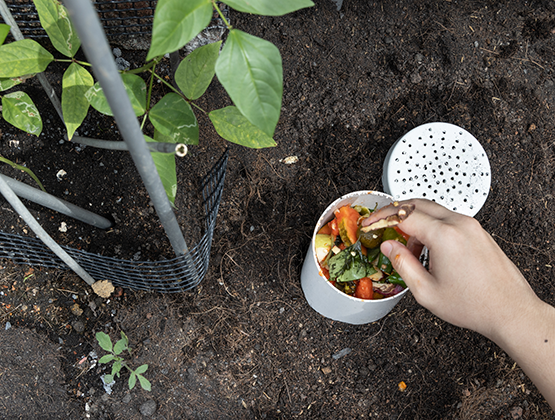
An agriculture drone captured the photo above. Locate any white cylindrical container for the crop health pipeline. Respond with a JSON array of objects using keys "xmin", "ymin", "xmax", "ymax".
[{"xmin": 301, "ymin": 191, "xmax": 409, "ymax": 325}]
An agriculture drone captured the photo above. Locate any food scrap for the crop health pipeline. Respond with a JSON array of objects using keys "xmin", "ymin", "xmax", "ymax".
[{"xmin": 315, "ymin": 204, "xmax": 411, "ymax": 300}]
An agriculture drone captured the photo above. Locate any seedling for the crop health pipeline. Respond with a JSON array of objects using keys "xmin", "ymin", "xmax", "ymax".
[{"xmin": 96, "ymin": 331, "xmax": 151, "ymax": 391}]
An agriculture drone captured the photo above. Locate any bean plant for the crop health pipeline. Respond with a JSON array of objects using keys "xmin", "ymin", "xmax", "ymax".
[{"xmin": 0, "ymin": 0, "xmax": 314, "ymax": 204}]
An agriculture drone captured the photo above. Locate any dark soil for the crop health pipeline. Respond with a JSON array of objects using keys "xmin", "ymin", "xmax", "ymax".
[{"xmin": 1, "ymin": 0, "xmax": 555, "ymax": 418}]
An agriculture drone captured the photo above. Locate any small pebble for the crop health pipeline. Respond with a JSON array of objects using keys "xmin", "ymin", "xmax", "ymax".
[
  {"xmin": 332, "ymin": 347, "xmax": 352, "ymax": 360},
  {"xmin": 139, "ymin": 399, "xmax": 157, "ymax": 417}
]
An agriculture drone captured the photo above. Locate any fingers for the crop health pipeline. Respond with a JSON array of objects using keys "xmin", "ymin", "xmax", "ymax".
[{"xmin": 380, "ymin": 239, "xmax": 434, "ymax": 304}]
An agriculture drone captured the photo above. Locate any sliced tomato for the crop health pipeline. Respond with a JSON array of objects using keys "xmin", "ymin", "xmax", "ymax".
[{"xmin": 318, "ymin": 224, "xmax": 332, "ymax": 235}]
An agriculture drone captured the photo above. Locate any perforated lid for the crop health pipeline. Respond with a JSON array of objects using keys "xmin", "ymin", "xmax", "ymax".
[{"xmin": 382, "ymin": 122, "xmax": 491, "ymax": 217}]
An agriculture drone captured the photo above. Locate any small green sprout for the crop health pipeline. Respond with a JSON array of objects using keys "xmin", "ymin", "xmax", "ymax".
[{"xmin": 95, "ymin": 331, "xmax": 151, "ymax": 391}]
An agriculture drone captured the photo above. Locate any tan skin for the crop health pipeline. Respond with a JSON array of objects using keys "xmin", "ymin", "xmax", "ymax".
[{"xmin": 361, "ymin": 199, "xmax": 555, "ymax": 408}]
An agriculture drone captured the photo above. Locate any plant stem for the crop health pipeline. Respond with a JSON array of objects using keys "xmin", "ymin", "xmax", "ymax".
[
  {"xmin": 126, "ymin": 57, "xmax": 161, "ymax": 74},
  {"xmin": 213, "ymin": 1, "xmax": 232, "ymax": 29},
  {"xmin": 148, "ymin": 71, "xmax": 207, "ymax": 115},
  {"xmin": 146, "ymin": 63, "xmax": 156, "ymax": 112}
]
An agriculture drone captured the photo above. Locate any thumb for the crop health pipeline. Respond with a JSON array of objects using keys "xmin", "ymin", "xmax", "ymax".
[{"xmin": 380, "ymin": 240, "xmax": 434, "ymax": 302}]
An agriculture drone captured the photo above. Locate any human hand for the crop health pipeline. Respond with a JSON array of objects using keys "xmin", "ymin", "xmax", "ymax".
[{"xmin": 361, "ymin": 199, "xmax": 540, "ymax": 341}]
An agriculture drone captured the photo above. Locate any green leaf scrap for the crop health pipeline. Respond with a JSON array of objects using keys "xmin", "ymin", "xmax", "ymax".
[
  {"xmin": 147, "ymin": 0, "xmax": 213, "ymax": 61},
  {"xmin": 148, "ymin": 93, "xmax": 199, "ymax": 144},
  {"xmin": 0, "ymin": 24, "xmax": 10, "ymax": 45},
  {"xmin": 2, "ymin": 91, "xmax": 42, "ymax": 136},
  {"xmin": 98, "ymin": 354, "xmax": 116, "ymax": 364},
  {"xmin": 33, "ymin": 0, "xmax": 81, "ymax": 57},
  {"xmin": 209, "ymin": 106, "xmax": 276, "ymax": 148},
  {"xmin": 146, "ymin": 134, "xmax": 177, "ymax": 206},
  {"xmin": 215, "ymin": 30, "xmax": 282, "ymax": 137},
  {"xmin": 0, "ymin": 39, "xmax": 53, "ymax": 78},
  {"xmin": 175, "ymin": 41, "xmax": 221, "ymax": 100},
  {"xmin": 223, "ymin": 0, "xmax": 314, "ymax": 16},
  {"xmin": 62, "ymin": 63, "xmax": 93, "ymax": 140},
  {"xmin": 113, "ymin": 337, "xmax": 128, "ymax": 355},
  {"xmin": 86, "ymin": 73, "xmax": 146, "ymax": 117},
  {"xmin": 135, "ymin": 364, "xmax": 149, "ymax": 375}
]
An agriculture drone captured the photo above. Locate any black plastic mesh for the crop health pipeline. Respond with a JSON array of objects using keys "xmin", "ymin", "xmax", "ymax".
[
  {"xmin": 5, "ymin": 0, "xmax": 157, "ymax": 38},
  {"xmin": 0, "ymin": 150, "xmax": 228, "ymax": 292}
]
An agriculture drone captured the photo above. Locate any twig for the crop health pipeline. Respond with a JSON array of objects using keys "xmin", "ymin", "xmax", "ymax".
[{"xmin": 528, "ymin": 155, "xmax": 535, "ymax": 186}]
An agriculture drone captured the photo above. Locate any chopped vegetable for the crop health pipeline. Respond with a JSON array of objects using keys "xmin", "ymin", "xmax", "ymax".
[{"xmin": 316, "ymin": 204, "xmax": 409, "ymax": 300}]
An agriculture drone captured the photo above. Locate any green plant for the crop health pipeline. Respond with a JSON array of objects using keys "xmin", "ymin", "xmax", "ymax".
[
  {"xmin": 0, "ymin": 0, "xmax": 314, "ymax": 205},
  {"xmin": 96, "ymin": 331, "xmax": 151, "ymax": 391}
]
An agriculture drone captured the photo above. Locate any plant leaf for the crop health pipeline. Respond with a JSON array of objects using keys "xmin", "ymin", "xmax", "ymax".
[
  {"xmin": 146, "ymin": 134, "xmax": 177, "ymax": 206},
  {"xmin": 0, "ymin": 155, "xmax": 46, "ymax": 192},
  {"xmin": 175, "ymin": 41, "xmax": 221, "ymax": 100},
  {"xmin": 148, "ymin": 93, "xmax": 199, "ymax": 144},
  {"xmin": 2, "ymin": 91, "xmax": 42, "ymax": 136},
  {"xmin": 33, "ymin": 0, "xmax": 81, "ymax": 57},
  {"xmin": 147, "ymin": 0, "xmax": 213, "ymax": 61},
  {"xmin": 0, "ymin": 39, "xmax": 54, "ymax": 78},
  {"xmin": 128, "ymin": 372, "xmax": 137, "ymax": 390},
  {"xmin": 0, "ymin": 77, "xmax": 22, "ymax": 92},
  {"xmin": 137, "ymin": 374, "xmax": 152, "ymax": 391},
  {"xmin": 62, "ymin": 63, "xmax": 93, "ymax": 140},
  {"xmin": 120, "ymin": 331, "xmax": 129, "ymax": 348},
  {"xmin": 135, "ymin": 364, "xmax": 148, "ymax": 375},
  {"xmin": 209, "ymin": 106, "xmax": 276, "ymax": 148},
  {"xmin": 103, "ymin": 374, "xmax": 114, "ymax": 384},
  {"xmin": 98, "ymin": 354, "xmax": 116, "ymax": 364},
  {"xmin": 0, "ymin": 24, "xmax": 10, "ymax": 45},
  {"xmin": 222, "ymin": 0, "xmax": 314, "ymax": 16},
  {"xmin": 95, "ymin": 332, "xmax": 113, "ymax": 353},
  {"xmin": 112, "ymin": 360, "xmax": 122, "ymax": 377},
  {"xmin": 113, "ymin": 338, "xmax": 128, "ymax": 355},
  {"xmin": 215, "ymin": 30, "xmax": 282, "ymax": 137},
  {"xmin": 86, "ymin": 73, "xmax": 146, "ymax": 117}
]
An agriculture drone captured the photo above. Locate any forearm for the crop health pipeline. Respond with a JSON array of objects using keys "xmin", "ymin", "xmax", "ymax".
[{"xmin": 491, "ymin": 297, "xmax": 555, "ymax": 408}]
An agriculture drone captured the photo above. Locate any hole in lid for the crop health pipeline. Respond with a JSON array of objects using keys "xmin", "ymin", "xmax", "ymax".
[
  {"xmin": 452, "ymin": 146, "xmax": 456, "ymax": 150},
  {"xmin": 409, "ymin": 177, "xmax": 413, "ymax": 181},
  {"xmin": 410, "ymin": 189, "xmax": 413, "ymax": 193},
  {"xmin": 470, "ymin": 205, "xmax": 474, "ymax": 209},
  {"xmin": 442, "ymin": 152, "xmax": 446, "ymax": 157},
  {"xmin": 442, "ymin": 179, "xmax": 447, "ymax": 183},
  {"xmin": 450, "ymin": 198, "xmax": 454, "ymax": 201},
  {"xmin": 440, "ymin": 171, "xmax": 444, "ymax": 175},
  {"xmin": 429, "ymin": 128, "xmax": 432, "ymax": 131},
  {"xmin": 433, "ymin": 150, "xmax": 437, "ymax": 154},
  {"xmin": 481, "ymin": 153, "xmax": 485, "ymax": 157},
  {"xmin": 408, "ymin": 169, "xmax": 412, "ymax": 172},
  {"xmin": 455, "ymin": 172, "xmax": 459, "ymax": 175},
  {"xmin": 432, "ymin": 174, "xmax": 436, "ymax": 179},
  {"xmin": 455, "ymin": 139, "xmax": 459, "ymax": 143},
  {"xmin": 441, "ymin": 137, "xmax": 445, "ymax": 140},
  {"xmin": 462, "ymin": 171, "xmax": 466, "ymax": 175},
  {"xmin": 406, "ymin": 161, "xmax": 409, "ymax": 164},
  {"xmin": 395, "ymin": 158, "xmax": 399, "ymax": 162},
  {"xmin": 428, "ymin": 185, "xmax": 432, "ymax": 189},
  {"xmin": 467, "ymin": 184, "xmax": 471, "ymax": 187},
  {"xmin": 422, "ymin": 193, "xmax": 427, "ymax": 197},
  {"xmin": 394, "ymin": 179, "xmax": 399, "ymax": 182},
  {"xmin": 465, "ymin": 161, "xmax": 469, "ymax": 164},
  {"xmin": 418, "ymin": 137, "xmax": 422, "ymax": 140},
  {"xmin": 397, "ymin": 170, "xmax": 401, "ymax": 174},
  {"xmin": 480, "ymin": 172, "xmax": 484, "ymax": 176},
  {"xmin": 415, "ymin": 163, "xmax": 419, "ymax": 167},
  {"xmin": 409, "ymin": 156, "xmax": 413, "ymax": 159},
  {"xmin": 486, "ymin": 172, "xmax": 489, "ymax": 176},
  {"xmin": 483, "ymin": 192, "xmax": 487, "ymax": 196},
  {"xmin": 432, "ymin": 169, "xmax": 436, "ymax": 173},
  {"xmin": 432, "ymin": 198, "xmax": 436, "ymax": 202},
  {"xmin": 403, "ymin": 139, "xmax": 407, "ymax": 143},
  {"xmin": 402, "ymin": 178, "xmax": 406, "ymax": 182},
  {"xmin": 456, "ymin": 156, "xmax": 460, "ymax": 160},
  {"xmin": 474, "ymin": 157, "xmax": 478, "ymax": 160},
  {"xmin": 416, "ymin": 150, "xmax": 420, "ymax": 154},
  {"xmin": 423, "ymin": 155, "xmax": 426, "ymax": 159},
  {"xmin": 440, "ymin": 195, "xmax": 444, "ymax": 200},
  {"xmin": 434, "ymin": 189, "xmax": 438, "ymax": 193},
  {"xmin": 446, "ymin": 189, "xmax": 450, "ymax": 192},
  {"xmin": 402, "ymin": 151, "xmax": 406, "ymax": 155},
  {"xmin": 408, "ymin": 144, "xmax": 412, "ymax": 147},
  {"xmin": 402, "ymin": 191, "xmax": 406, "ymax": 194},
  {"xmin": 452, "ymin": 185, "xmax": 456, "ymax": 189},
  {"xmin": 453, "ymin": 207, "xmax": 457, "ymax": 211},
  {"xmin": 472, "ymin": 173, "xmax": 476, "ymax": 176},
  {"xmin": 440, "ymin": 145, "xmax": 445, "ymax": 149},
  {"xmin": 438, "ymin": 164, "xmax": 442, "ymax": 169},
  {"xmin": 469, "ymin": 144, "xmax": 472, "ymax": 147},
  {"xmin": 475, "ymin": 189, "xmax": 479, "ymax": 193},
  {"xmin": 436, "ymin": 180, "xmax": 440, "ymax": 185},
  {"xmin": 462, "ymin": 149, "xmax": 466, "ymax": 152},
  {"xmin": 429, "ymin": 135, "xmax": 433, "ymax": 139},
  {"xmin": 459, "ymin": 190, "xmax": 462, "ymax": 194},
  {"xmin": 417, "ymin": 183, "xmax": 421, "ymax": 187},
  {"xmin": 423, "ymin": 143, "xmax": 427, "ymax": 147},
  {"xmin": 424, "ymin": 178, "xmax": 429, "ymax": 183},
  {"xmin": 458, "ymin": 181, "xmax": 462, "ymax": 185},
  {"xmin": 451, "ymin": 177, "xmax": 455, "ymax": 181},
  {"xmin": 442, "ymin": 131, "xmax": 446, "ymax": 134},
  {"xmin": 464, "ymin": 198, "xmax": 467, "ymax": 202},
  {"xmin": 415, "ymin": 175, "xmax": 419, "ymax": 179},
  {"xmin": 459, "ymin": 132, "xmax": 462, "ymax": 135}
]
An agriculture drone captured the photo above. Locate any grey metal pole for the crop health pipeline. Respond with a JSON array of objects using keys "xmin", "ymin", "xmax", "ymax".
[
  {"xmin": 72, "ymin": 135, "xmax": 188, "ymax": 156},
  {"xmin": 62, "ymin": 0, "xmax": 189, "ymax": 256},
  {"xmin": 0, "ymin": 174, "xmax": 113, "ymax": 229},
  {"xmin": 0, "ymin": 175, "xmax": 96, "ymax": 285}
]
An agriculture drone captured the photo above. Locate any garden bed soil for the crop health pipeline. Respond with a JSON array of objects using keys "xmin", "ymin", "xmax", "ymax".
[{"xmin": 1, "ymin": 0, "xmax": 555, "ymax": 419}]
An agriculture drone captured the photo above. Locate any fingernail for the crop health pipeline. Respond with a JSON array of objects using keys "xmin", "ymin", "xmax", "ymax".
[{"xmin": 380, "ymin": 241, "xmax": 393, "ymax": 257}]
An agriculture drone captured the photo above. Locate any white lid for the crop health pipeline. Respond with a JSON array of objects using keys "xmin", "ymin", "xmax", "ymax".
[{"xmin": 382, "ymin": 122, "xmax": 491, "ymax": 217}]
